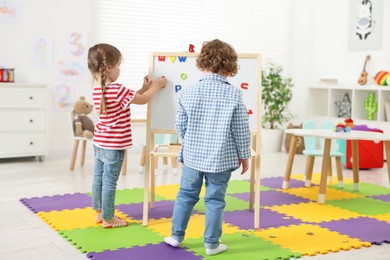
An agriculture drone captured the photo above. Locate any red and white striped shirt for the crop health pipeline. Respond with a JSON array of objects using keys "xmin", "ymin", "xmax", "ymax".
[{"xmin": 92, "ymin": 83, "xmax": 135, "ymax": 150}]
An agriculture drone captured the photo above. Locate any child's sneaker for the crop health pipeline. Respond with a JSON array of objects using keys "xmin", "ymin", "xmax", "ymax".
[
  {"xmin": 95, "ymin": 212, "xmax": 103, "ymax": 224},
  {"xmin": 206, "ymin": 243, "xmax": 228, "ymax": 256},
  {"xmin": 102, "ymin": 216, "xmax": 128, "ymax": 228},
  {"xmin": 164, "ymin": 236, "xmax": 181, "ymax": 247}
]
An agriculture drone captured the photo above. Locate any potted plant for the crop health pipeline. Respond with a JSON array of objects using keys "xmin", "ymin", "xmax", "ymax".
[{"xmin": 261, "ymin": 61, "xmax": 293, "ymax": 152}]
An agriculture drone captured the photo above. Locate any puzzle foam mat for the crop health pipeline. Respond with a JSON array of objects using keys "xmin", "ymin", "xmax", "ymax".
[{"xmin": 20, "ymin": 175, "xmax": 390, "ymax": 259}]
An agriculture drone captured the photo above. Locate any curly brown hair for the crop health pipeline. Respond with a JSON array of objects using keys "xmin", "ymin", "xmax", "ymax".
[
  {"xmin": 196, "ymin": 39, "xmax": 238, "ymax": 77},
  {"xmin": 88, "ymin": 43, "xmax": 122, "ymax": 115}
]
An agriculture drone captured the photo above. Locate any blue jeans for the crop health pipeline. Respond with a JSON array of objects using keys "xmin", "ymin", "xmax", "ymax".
[
  {"xmin": 171, "ymin": 165, "xmax": 232, "ymax": 249},
  {"xmin": 92, "ymin": 145, "xmax": 125, "ymax": 220}
]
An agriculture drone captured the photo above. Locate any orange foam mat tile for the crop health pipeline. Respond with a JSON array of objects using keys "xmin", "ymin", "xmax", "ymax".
[
  {"xmin": 146, "ymin": 214, "xmax": 241, "ymax": 239},
  {"xmin": 37, "ymin": 208, "xmax": 135, "ymax": 231},
  {"xmin": 265, "ymin": 202, "xmax": 362, "ymax": 223},
  {"xmin": 291, "ymin": 173, "xmax": 353, "ymax": 185},
  {"xmin": 281, "ymin": 186, "xmax": 362, "ymax": 201},
  {"xmin": 254, "ymin": 223, "xmax": 371, "ymax": 256}
]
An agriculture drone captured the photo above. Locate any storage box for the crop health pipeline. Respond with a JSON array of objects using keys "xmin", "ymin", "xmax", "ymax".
[
  {"xmin": 0, "ymin": 68, "xmax": 15, "ymax": 82},
  {"xmin": 345, "ymin": 125, "xmax": 384, "ymax": 169}
]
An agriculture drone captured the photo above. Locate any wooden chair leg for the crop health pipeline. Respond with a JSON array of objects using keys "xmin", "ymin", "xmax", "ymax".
[
  {"xmin": 70, "ymin": 140, "xmax": 80, "ymax": 170},
  {"xmin": 335, "ymin": 157, "xmax": 344, "ymax": 188},
  {"xmin": 121, "ymin": 149, "xmax": 128, "ymax": 175},
  {"xmin": 327, "ymin": 157, "xmax": 333, "ymax": 182},
  {"xmin": 80, "ymin": 140, "xmax": 86, "ymax": 167},
  {"xmin": 171, "ymin": 157, "xmax": 178, "ymax": 168},
  {"xmin": 304, "ymin": 156, "xmax": 315, "ymax": 187},
  {"xmin": 151, "ymin": 155, "xmax": 156, "ymax": 208}
]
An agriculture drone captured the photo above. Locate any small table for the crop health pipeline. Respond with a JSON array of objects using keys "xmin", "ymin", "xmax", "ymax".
[{"xmin": 283, "ymin": 129, "xmax": 390, "ymax": 203}]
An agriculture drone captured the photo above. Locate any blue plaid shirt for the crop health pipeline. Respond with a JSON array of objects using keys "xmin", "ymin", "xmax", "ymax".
[{"xmin": 176, "ymin": 73, "xmax": 251, "ymax": 173}]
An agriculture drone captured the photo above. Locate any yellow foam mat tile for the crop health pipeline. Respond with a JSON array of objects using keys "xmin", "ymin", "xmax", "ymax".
[
  {"xmin": 146, "ymin": 214, "xmax": 241, "ymax": 239},
  {"xmin": 154, "ymin": 184, "xmax": 206, "ymax": 200},
  {"xmin": 254, "ymin": 224, "xmax": 371, "ymax": 256},
  {"xmin": 281, "ymin": 186, "xmax": 362, "ymax": 201},
  {"xmin": 266, "ymin": 202, "xmax": 362, "ymax": 223},
  {"xmin": 37, "ymin": 208, "xmax": 135, "ymax": 231},
  {"xmin": 291, "ymin": 173, "xmax": 353, "ymax": 185},
  {"xmin": 371, "ymin": 213, "xmax": 390, "ymax": 224}
]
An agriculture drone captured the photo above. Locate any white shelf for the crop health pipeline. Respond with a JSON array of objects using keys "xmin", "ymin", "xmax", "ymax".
[{"xmin": 308, "ymin": 84, "xmax": 390, "ymax": 133}]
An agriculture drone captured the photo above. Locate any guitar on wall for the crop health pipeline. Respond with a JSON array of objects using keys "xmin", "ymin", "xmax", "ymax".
[{"xmin": 357, "ymin": 55, "xmax": 370, "ymax": 85}]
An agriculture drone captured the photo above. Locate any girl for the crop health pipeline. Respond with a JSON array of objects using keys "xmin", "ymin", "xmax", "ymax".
[{"xmin": 88, "ymin": 43, "xmax": 166, "ymax": 228}]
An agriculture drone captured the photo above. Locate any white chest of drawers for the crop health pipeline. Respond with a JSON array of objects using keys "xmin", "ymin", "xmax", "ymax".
[{"xmin": 0, "ymin": 83, "xmax": 48, "ymax": 161}]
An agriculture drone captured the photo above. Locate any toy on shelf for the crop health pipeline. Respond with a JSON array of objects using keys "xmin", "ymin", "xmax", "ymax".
[
  {"xmin": 364, "ymin": 92, "xmax": 378, "ymax": 120},
  {"xmin": 374, "ymin": 70, "xmax": 389, "ymax": 86},
  {"xmin": 335, "ymin": 92, "xmax": 352, "ymax": 118},
  {"xmin": 335, "ymin": 118, "xmax": 354, "ymax": 132}
]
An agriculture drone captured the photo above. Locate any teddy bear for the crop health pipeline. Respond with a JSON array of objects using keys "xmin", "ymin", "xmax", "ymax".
[{"xmin": 73, "ymin": 96, "xmax": 94, "ymax": 139}]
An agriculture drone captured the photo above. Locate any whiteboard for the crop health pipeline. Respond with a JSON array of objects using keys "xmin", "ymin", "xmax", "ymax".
[{"xmin": 148, "ymin": 52, "xmax": 261, "ymax": 133}]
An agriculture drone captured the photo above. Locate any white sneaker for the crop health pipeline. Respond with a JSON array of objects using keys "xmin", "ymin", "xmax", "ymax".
[
  {"xmin": 164, "ymin": 236, "xmax": 181, "ymax": 247},
  {"xmin": 206, "ymin": 243, "xmax": 228, "ymax": 256}
]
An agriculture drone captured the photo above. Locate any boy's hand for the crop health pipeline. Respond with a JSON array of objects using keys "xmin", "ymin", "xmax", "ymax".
[
  {"xmin": 155, "ymin": 76, "xmax": 167, "ymax": 88},
  {"xmin": 239, "ymin": 159, "xmax": 249, "ymax": 175}
]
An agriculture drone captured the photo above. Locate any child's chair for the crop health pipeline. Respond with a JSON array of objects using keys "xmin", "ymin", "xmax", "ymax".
[{"xmin": 302, "ymin": 120, "xmax": 344, "ymax": 187}]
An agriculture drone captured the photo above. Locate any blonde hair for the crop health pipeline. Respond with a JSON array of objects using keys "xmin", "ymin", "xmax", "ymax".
[
  {"xmin": 87, "ymin": 43, "xmax": 122, "ymax": 115},
  {"xmin": 196, "ymin": 39, "xmax": 238, "ymax": 77}
]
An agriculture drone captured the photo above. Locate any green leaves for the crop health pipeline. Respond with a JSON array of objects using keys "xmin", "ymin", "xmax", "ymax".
[{"xmin": 262, "ymin": 62, "xmax": 293, "ymax": 129}]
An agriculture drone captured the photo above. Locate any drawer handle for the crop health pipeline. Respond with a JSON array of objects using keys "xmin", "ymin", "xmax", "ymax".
[
  {"xmin": 30, "ymin": 141, "xmax": 34, "ymax": 145},
  {"xmin": 30, "ymin": 119, "xmax": 34, "ymax": 123},
  {"xmin": 29, "ymin": 96, "xmax": 34, "ymax": 100}
]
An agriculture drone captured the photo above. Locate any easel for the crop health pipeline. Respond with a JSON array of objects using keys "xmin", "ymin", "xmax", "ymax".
[{"xmin": 142, "ymin": 52, "xmax": 262, "ymax": 228}]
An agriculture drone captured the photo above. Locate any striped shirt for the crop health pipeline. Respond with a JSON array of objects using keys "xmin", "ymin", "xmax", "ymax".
[
  {"xmin": 176, "ymin": 73, "xmax": 251, "ymax": 173},
  {"xmin": 92, "ymin": 83, "xmax": 135, "ymax": 150}
]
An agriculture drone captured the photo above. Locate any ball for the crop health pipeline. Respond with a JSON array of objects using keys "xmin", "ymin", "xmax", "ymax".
[{"xmin": 374, "ymin": 71, "xmax": 390, "ymax": 86}]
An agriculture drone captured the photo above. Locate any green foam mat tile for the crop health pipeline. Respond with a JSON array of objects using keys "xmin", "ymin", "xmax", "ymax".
[
  {"xmin": 59, "ymin": 222, "xmax": 163, "ymax": 253},
  {"xmin": 329, "ymin": 182, "xmax": 390, "ymax": 197},
  {"xmin": 327, "ymin": 197, "xmax": 390, "ymax": 216},
  {"xmin": 184, "ymin": 232, "xmax": 300, "ymax": 260},
  {"xmin": 226, "ymin": 180, "xmax": 271, "ymax": 194},
  {"xmin": 194, "ymin": 195, "xmax": 250, "ymax": 213},
  {"xmin": 86, "ymin": 188, "xmax": 166, "ymax": 205}
]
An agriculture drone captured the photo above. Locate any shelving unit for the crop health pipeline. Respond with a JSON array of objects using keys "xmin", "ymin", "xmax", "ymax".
[
  {"xmin": 0, "ymin": 83, "xmax": 48, "ymax": 161},
  {"xmin": 308, "ymin": 84, "xmax": 390, "ymax": 133}
]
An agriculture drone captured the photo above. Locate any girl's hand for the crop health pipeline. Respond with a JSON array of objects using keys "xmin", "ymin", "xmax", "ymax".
[
  {"xmin": 142, "ymin": 75, "xmax": 152, "ymax": 89},
  {"xmin": 155, "ymin": 76, "xmax": 167, "ymax": 88}
]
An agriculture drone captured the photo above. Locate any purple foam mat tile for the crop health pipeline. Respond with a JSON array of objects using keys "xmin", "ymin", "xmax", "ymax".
[
  {"xmin": 86, "ymin": 243, "xmax": 202, "ymax": 260},
  {"xmin": 20, "ymin": 193, "xmax": 91, "ymax": 213},
  {"xmin": 371, "ymin": 194, "xmax": 390, "ymax": 203},
  {"xmin": 319, "ymin": 217, "xmax": 390, "ymax": 245},
  {"xmin": 231, "ymin": 190, "xmax": 310, "ymax": 206},
  {"xmin": 223, "ymin": 208, "xmax": 302, "ymax": 230},
  {"xmin": 261, "ymin": 177, "xmax": 307, "ymax": 189},
  {"xmin": 117, "ymin": 200, "xmax": 178, "ymax": 220}
]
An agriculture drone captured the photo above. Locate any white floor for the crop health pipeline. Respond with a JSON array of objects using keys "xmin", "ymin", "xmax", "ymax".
[{"xmin": 0, "ymin": 150, "xmax": 389, "ymax": 260}]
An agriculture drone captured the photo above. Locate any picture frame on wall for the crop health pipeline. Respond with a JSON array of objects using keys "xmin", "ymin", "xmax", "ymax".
[{"xmin": 348, "ymin": 0, "xmax": 384, "ymax": 50}]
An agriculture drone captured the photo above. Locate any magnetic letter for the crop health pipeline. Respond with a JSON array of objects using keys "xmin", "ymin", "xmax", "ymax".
[
  {"xmin": 170, "ymin": 56, "xmax": 177, "ymax": 63},
  {"xmin": 175, "ymin": 85, "xmax": 182, "ymax": 92},
  {"xmin": 178, "ymin": 56, "xmax": 187, "ymax": 62},
  {"xmin": 241, "ymin": 83, "xmax": 249, "ymax": 90},
  {"xmin": 158, "ymin": 56, "xmax": 166, "ymax": 61}
]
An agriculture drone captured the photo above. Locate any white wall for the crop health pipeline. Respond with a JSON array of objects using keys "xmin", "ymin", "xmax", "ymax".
[
  {"xmin": 289, "ymin": 0, "xmax": 390, "ymax": 123},
  {"xmin": 2, "ymin": 0, "xmax": 389, "ymax": 154}
]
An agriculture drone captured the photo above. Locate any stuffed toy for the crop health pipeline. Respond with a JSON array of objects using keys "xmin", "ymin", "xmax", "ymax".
[{"xmin": 73, "ymin": 96, "xmax": 94, "ymax": 139}]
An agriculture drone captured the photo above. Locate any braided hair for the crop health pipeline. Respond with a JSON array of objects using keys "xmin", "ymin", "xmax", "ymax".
[{"xmin": 88, "ymin": 43, "xmax": 122, "ymax": 115}]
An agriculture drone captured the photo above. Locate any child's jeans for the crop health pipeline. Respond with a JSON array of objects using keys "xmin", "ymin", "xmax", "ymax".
[
  {"xmin": 171, "ymin": 165, "xmax": 232, "ymax": 249},
  {"xmin": 92, "ymin": 145, "xmax": 125, "ymax": 220}
]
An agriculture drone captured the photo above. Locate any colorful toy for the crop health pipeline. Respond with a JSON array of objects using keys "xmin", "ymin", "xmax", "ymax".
[
  {"xmin": 0, "ymin": 68, "xmax": 15, "ymax": 82},
  {"xmin": 335, "ymin": 118, "xmax": 354, "ymax": 132},
  {"xmin": 334, "ymin": 93, "xmax": 352, "ymax": 118},
  {"xmin": 374, "ymin": 70, "xmax": 389, "ymax": 86},
  {"xmin": 364, "ymin": 92, "xmax": 378, "ymax": 120}
]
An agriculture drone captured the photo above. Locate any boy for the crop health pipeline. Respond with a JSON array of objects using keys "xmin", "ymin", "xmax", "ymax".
[{"xmin": 164, "ymin": 39, "xmax": 251, "ymax": 256}]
